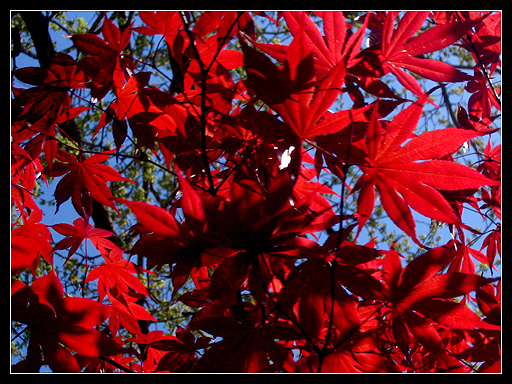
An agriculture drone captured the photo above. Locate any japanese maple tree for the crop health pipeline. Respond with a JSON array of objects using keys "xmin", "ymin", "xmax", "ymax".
[{"xmin": 11, "ymin": 11, "xmax": 501, "ymax": 373}]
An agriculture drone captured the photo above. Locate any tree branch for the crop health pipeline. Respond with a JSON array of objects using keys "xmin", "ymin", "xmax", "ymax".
[
  {"xmin": 20, "ymin": 11, "xmax": 121, "ymax": 246},
  {"xmin": 440, "ymin": 84, "xmax": 460, "ymax": 127},
  {"xmin": 19, "ymin": 11, "xmax": 55, "ymax": 69}
]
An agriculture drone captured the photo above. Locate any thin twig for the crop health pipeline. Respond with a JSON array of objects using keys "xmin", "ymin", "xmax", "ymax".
[
  {"xmin": 98, "ymin": 356, "xmax": 135, "ymax": 373},
  {"xmin": 318, "ymin": 117, "xmax": 355, "ymax": 372},
  {"xmin": 259, "ymin": 260, "xmax": 323, "ymax": 356},
  {"xmin": 179, "ymin": 12, "xmax": 216, "ymax": 196},
  {"xmin": 455, "ymin": 12, "xmax": 501, "ymax": 108},
  {"xmin": 178, "ymin": 12, "xmax": 243, "ymax": 196}
]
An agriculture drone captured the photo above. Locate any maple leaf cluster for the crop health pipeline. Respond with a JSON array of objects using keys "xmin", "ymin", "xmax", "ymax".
[{"xmin": 11, "ymin": 11, "xmax": 501, "ymax": 373}]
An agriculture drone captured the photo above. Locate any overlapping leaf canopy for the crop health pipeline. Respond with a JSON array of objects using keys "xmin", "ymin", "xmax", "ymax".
[{"xmin": 12, "ymin": 11, "xmax": 500, "ymax": 373}]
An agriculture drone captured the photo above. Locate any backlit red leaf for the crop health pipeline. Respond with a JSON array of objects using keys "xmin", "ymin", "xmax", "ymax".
[
  {"xmin": 51, "ymin": 218, "xmax": 114, "ymax": 260},
  {"xmin": 358, "ymin": 97, "xmax": 498, "ymax": 244},
  {"xmin": 49, "ymin": 150, "xmax": 134, "ymax": 222},
  {"xmin": 366, "ymin": 11, "xmax": 483, "ymax": 97},
  {"xmin": 397, "ymin": 272, "xmax": 497, "ymax": 314},
  {"xmin": 115, "ymin": 198, "xmax": 181, "ymax": 238},
  {"xmin": 57, "ymin": 327, "xmax": 125, "ymax": 357}
]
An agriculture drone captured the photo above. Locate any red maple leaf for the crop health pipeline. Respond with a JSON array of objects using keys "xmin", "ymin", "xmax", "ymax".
[
  {"xmin": 46, "ymin": 149, "xmax": 134, "ymax": 223},
  {"xmin": 84, "ymin": 247, "xmax": 151, "ymax": 302},
  {"xmin": 247, "ymin": 11, "xmax": 369, "ymax": 77},
  {"xmin": 11, "ymin": 272, "xmax": 124, "ymax": 372},
  {"xmin": 189, "ymin": 312, "xmax": 300, "ymax": 373},
  {"xmin": 94, "ymin": 71, "xmax": 177, "ymax": 149},
  {"xmin": 12, "ymin": 53, "xmax": 89, "ymax": 166},
  {"xmin": 279, "ymin": 257, "xmax": 360, "ymax": 345},
  {"xmin": 51, "ymin": 217, "xmax": 115, "ymax": 262},
  {"xmin": 119, "ymin": 168, "xmax": 336, "ymax": 301},
  {"xmin": 350, "ymin": 12, "xmax": 483, "ymax": 98},
  {"xmin": 84, "ymin": 245, "xmax": 156, "ymax": 337},
  {"xmin": 72, "ymin": 17, "xmax": 135, "ymax": 100},
  {"xmin": 354, "ymin": 96, "xmax": 498, "ymax": 245},
  {"xmin": 378, "ymin": 245, "xmax": 500, "ymax": 359},
  {"xmin": 242, "ymin": 29, "xmax": 346, "ymax": 140},
  {"xmin": 295, "ymin": 335, "xmax": 397, "ymax": 373},
  {"xmin": 11, "ymin": 208, "xmax": 53, "ymax": 275},
  {"xmin": 114, "ymin": 170, "xmax": 208, "ymax": 295},
  {"xmin": 129, "ymin": 328, "xmax": 210, "ymax": 372},
  {"xmin": 12, "ymin": 53, "xmax": 87, "ymax": 131},
  {"xmin": 135, "ymin": 11, "xmax": 183, "ymax": 48}
]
